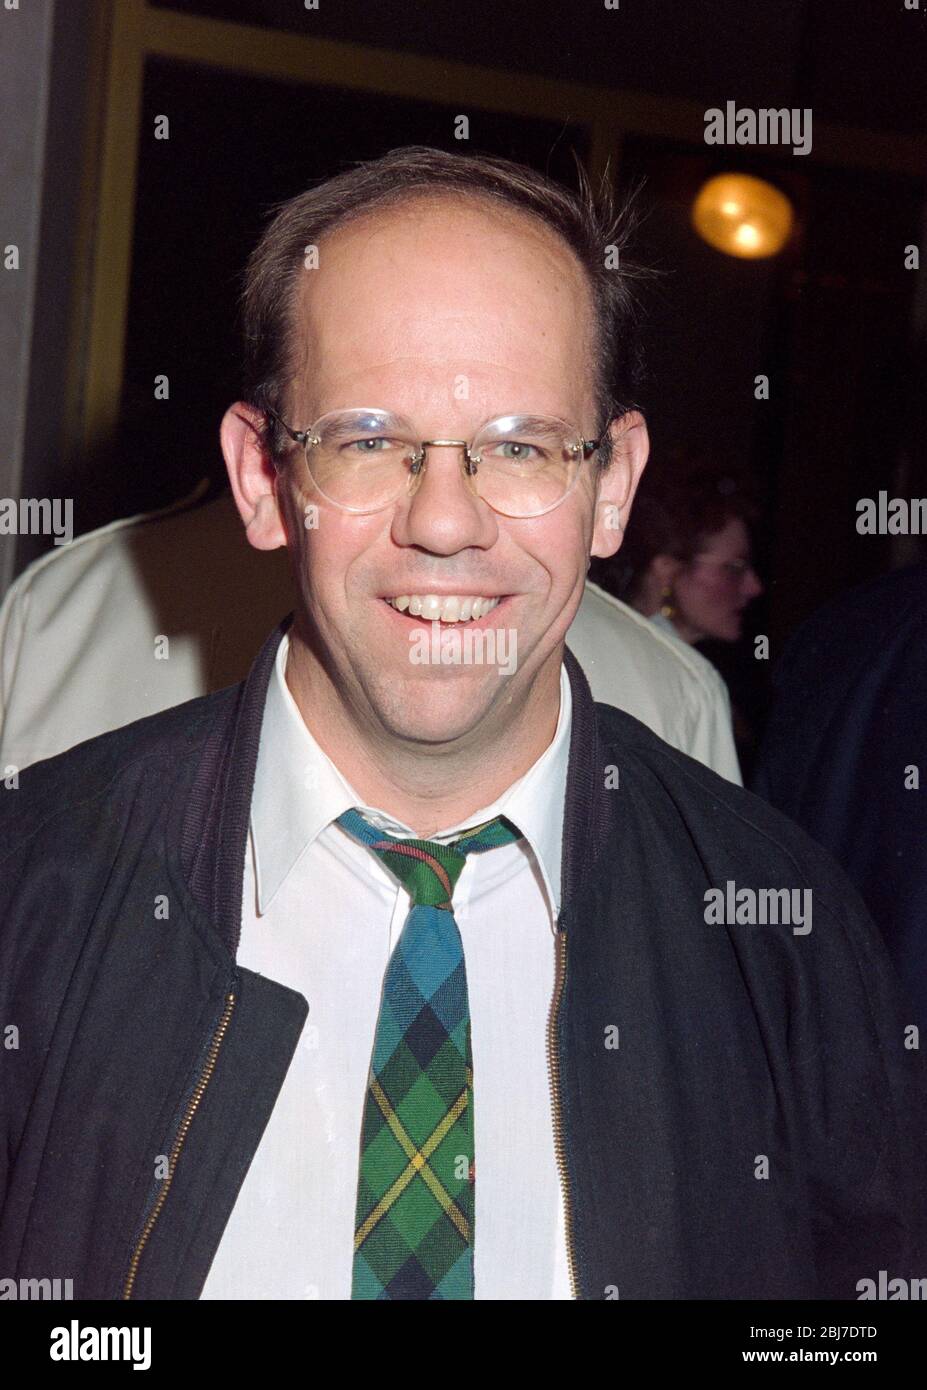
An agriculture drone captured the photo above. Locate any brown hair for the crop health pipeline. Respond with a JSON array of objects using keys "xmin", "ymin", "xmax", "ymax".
[
  {"xmin": 595, "ymin": 447, "xmax": 762, "ymax": 601},
  {"xmin": 239, "ymin": 145, "xmax": 648, "ymax": 469}
]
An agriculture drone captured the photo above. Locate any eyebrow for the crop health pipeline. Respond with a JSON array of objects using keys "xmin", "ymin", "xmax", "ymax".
[
  {"xmin": 319, "ymin": 412, "xmax": 575, "ymax": 441},
  {"xmin": 485, "ymin": 415, "xmax": 572, "ymax": 438},
  {"xmin": 322, "ymin": 413, "xmax": 409, "ymax": 441}
]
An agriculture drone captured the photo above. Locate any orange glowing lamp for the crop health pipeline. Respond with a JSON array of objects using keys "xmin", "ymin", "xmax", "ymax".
[{"xmin": 693, "ymin": 173, "xmax": 794, "ymax": 259}]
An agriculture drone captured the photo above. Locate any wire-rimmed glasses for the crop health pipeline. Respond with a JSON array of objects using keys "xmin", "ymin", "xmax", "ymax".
[{"xmin": 265, "ymin": 406, "xmax": 601, "ymax": 517}]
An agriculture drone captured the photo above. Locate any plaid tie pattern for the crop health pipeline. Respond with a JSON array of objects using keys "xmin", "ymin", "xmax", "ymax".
[{"xmin": 335, "ymin": 806, "xmax": 522, "ymax": 1300}]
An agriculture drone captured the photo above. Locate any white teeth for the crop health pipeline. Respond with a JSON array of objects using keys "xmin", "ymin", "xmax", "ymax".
[{"xmin": 385, "ymin": 594, "xmax": 501, "ymax": 623}]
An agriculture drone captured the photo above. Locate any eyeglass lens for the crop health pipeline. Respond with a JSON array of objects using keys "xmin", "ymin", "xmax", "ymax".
[{"xmin": 293, "ymin": 409, "xmax": 587, "ymax": 516}]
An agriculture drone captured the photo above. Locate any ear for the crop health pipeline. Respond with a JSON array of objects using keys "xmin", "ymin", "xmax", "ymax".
[
  {"xmin": 220, "ymin": 401, "xmax": 288, "ymax": 551},
  {"xmin": 590, "ymin": 409, "xmax": 650, "ymax": 559}
]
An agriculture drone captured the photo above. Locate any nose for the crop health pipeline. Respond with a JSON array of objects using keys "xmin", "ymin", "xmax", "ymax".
[
  {"xmin": 743, "ymin": 565, "xmax": 763, "ymax": 599},
  {"xmin": 390, "ymin": 444, "xmax": 499, "ymax": 555}
]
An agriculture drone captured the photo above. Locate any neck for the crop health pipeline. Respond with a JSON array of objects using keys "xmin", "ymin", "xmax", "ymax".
[{"xmin": 284, "ymin": 627, "xmax": 563, "ymax": 838}]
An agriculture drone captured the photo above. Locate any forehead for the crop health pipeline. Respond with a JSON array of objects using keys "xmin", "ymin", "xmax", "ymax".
[{"xmin": 290, "ymin": 194, "xmax": 597, "ymax": 417}]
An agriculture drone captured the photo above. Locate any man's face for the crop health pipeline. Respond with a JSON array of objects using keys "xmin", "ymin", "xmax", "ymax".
[{"xmin": 271, "ymin": 196, "xmax": 638, "ymax": 746}]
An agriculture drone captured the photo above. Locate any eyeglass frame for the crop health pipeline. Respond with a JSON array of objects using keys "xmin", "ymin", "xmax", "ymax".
[{"xmin": 262, "ymin": 403, "xmax": 603, "ymax": 517}]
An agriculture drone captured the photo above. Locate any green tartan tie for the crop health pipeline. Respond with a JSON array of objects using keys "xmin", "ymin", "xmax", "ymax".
[{"xmin": 335, "ymin": 807, "xmax": 523, "ymax": 1300}]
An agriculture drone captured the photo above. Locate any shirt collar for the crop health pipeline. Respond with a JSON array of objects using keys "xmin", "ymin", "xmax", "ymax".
[{"xmin": 250, "ymin": 630, "xmax": 571, "ymax": 919}]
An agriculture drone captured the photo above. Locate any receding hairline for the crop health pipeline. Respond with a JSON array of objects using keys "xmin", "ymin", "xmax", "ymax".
[{"xmin": 317, "ymin": 184, "xmax": 589, "ymax": 255}]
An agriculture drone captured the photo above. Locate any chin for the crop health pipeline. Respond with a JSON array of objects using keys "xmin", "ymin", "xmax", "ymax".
[{"xmin": 365, "ymin": 664, "xmax": 512, "ymax": 745}]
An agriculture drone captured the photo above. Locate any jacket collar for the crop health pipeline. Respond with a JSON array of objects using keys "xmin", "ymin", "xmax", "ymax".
[{"xmin": 181, "ymin": 612, "xmax": 607, "ymax": 958}]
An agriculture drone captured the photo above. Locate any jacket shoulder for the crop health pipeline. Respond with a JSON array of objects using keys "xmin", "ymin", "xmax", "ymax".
[
  {"xmin": 593, "ymin": 698, "xmax": 850, "ymax": 884},
  {"xmin": 0, "ymin": 684, "xmax": 237, "ymax": 854}
]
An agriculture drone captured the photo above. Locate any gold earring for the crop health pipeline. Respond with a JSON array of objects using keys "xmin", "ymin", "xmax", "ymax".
[{"xmin": 659, "ymin": 585, "xmax": 676, "ymax": 621}]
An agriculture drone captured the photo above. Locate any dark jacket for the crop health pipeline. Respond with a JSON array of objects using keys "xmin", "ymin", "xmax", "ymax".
[
  {"xmin": 1, "ymin": 616, "xmax": 925, "ymax": 1300},
  {"xmin": 753, "ymin": 563, "xmax": 927, "ymax": 1034}
]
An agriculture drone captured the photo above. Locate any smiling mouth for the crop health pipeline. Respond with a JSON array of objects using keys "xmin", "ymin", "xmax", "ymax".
[{"xmin": 382, "ymin": 593, "xmax": 505, "ymax": 624}]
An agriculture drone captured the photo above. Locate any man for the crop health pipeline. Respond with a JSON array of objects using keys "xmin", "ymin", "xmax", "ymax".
[
  {"xmin": 753, "ymin": 563, "xmax": 927, "ymax": 1032},
  {"xmin": 1, "ymin": 147, "xmax": 924, "ymax": 1300},
  {"xmin": 0, "ymin": 490, "xmax": 740, "ymax": 781}
]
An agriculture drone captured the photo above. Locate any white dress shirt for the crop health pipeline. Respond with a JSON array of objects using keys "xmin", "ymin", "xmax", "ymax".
[{"xmin": 200, "ymin": 631, "xmax": 574, "ymax": 1300}]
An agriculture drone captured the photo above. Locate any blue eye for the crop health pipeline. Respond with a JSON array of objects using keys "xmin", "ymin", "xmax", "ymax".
[
  {"xmin": 346, "ymin": 437, "xmax": 391, "ymax": 453},
  {"xmin": 492, "ymin": 441, "xmax": 541, "ymax": 462}
]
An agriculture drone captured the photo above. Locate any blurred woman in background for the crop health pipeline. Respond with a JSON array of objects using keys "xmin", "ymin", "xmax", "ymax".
[
  {"xmin": 605, "ymin": 455, "xmax": 763, "ymax": 642},
  {"xmin": 591, "ymin": 449, "xmax": 765, "ymax": 770}
]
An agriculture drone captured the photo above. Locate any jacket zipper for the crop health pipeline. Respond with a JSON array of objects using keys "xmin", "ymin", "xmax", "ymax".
[
  {"xmin": 122, "ymin": 992, "xmax": 237, "ymax": 1299},
  {"xmin": 547, "ymin": 924, "xmax": 579, "ymax": 1298}
]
